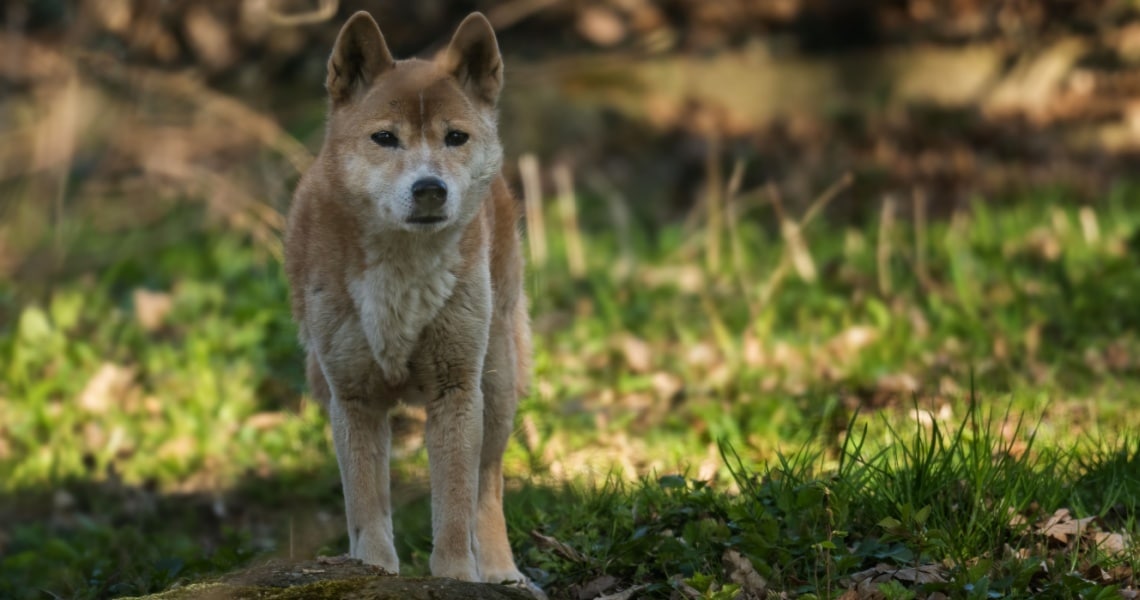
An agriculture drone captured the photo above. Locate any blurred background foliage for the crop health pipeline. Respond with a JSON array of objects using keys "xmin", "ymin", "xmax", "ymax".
[{"xmin": 3, "ymin": 1, "xmax": 1140, "ymax": 598}]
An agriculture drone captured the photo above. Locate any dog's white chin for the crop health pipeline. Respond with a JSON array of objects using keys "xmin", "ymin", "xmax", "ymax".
[{"xmin": 401, "ymin": 218, "xmax": 450, "ymax": 233}]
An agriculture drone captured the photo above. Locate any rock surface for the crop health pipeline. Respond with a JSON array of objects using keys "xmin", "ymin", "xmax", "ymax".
[{"xmin": 119, "ymin": 557, "xmax": 535, "ymax": 600}]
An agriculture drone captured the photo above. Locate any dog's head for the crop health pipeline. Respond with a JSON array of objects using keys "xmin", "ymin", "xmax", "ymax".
[{"xmin": 322, "ymin": 12, "xmax": 504, "ymax": 233}]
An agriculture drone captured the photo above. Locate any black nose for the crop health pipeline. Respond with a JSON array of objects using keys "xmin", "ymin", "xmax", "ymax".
[{"xmin": 411, "ymin": 177, "xmax": 447, "ymax": 211}]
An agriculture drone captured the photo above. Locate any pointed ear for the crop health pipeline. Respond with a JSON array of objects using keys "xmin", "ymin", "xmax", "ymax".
[
  {"xmin": 326, "ymin": 11, "xmax": 395, "ymax": 104},
  {"xmin": 440, "ymin": 12, "xmax": 503, "ymax": 106}
]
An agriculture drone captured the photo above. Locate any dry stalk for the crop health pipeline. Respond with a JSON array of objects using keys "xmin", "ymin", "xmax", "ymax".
[
  {"xmin": 724, "ymin": 159, "xmax": 755, "ymax": 318},
  {"xmin": 264, "ymin": 0, "xmax": 339, "ymax": 27},
  {"xmin": 143, "ymin": 160, "xmax": 285, "ymax": 261},
  {"xmin": 519, "ymin": 153, "xmax": 547, "ymax": 266},
  {"xmin": 704, "ymin": 131, "xmax": 724, "ymax": 273},
  {"xmin": 1078, "ymin": 206, "xmax": 1100, "ymax": 245},
  {"xmin": 583, "ymin": 171, "xmax": 634, "ymax": 279},
  {"xmin": 553, "ymin": 163, "xmax": 586, "ymax": 279},
  {"xmin": 757, "ymin": 173, "xmax": 853, "ymax": 308},
  {"xmin": 769, "ymin": 182, "xmax": 817, "ymax": 283},
  {"xmin": 487, "ymin": 0, "xmax": 565, "ymax": 30},
  {"xmin": 878, "ymin": 195, "xmax": 897, "ymax": 296},
  {"xmin": 913, "ymin": 187, "xmax": 932, "ymax": 290}
]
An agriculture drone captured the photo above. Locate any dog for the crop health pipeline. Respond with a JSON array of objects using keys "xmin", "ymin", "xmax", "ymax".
[{"xmin": 284, "ymin": 11, "xmax": 539, "ymax": 595}]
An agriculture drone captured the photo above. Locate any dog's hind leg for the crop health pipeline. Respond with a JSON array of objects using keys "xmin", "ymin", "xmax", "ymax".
[
  {"xmin": 475, "ymin": 309, "xmax": 546, "ymax": 598},
  {"xmin": 475, "ymin": 319, "xmax": 524, "ymax": 584}
]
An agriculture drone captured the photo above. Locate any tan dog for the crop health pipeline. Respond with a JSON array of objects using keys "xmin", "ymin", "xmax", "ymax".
[{"xmin": 284, "ymin": 11, "xmax": 538, "ymax": 594}]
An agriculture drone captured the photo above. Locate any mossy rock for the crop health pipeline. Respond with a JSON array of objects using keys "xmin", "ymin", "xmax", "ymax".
[{"xmin": 119, "ymin": 557, "xmax": 535, "ymax": 600}]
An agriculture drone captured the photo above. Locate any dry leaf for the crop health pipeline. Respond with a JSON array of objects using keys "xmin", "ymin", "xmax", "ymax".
[
  {"xmin": 877, "ymin": 372, "xmax": 919, "ymax": 394},
  {"xmin": 1037, "ymin": 508, "xmax": 1096, "ymax": 543},
  {"xmin": 157, "ymin": 435, "xmax": 196, "ymax": 461},
  {"xmin": 133, "ymin": 288, "xmax": 172, "ymax": 331},
  {"xmin": 576, "ymin": 574, "xmax": 618, "ymax": 599},
  {"xmin": 78, "ymin": 363, "xmax": 136, "ymax": 414},
  {"xmin": 576, "ymin": 6, "xmax": 626, "ymax": 47},
  {"xmin": 244, "ymin": 411, "xmax": 287, "ymax": 431},
  {"xmin": 530, "ymin": 530, "xmax": 589, "ymax": 564},
  {"xmin": 595, "ymin": 584, "xmax": 648, "ymax": 600},
  {"xmin": 651, "ymin": 371, "xmax": 683, "ymax": 402},
  {"xmin": 847, "ymin": 562, "xmax": 947, "ymax": 595},
  {"xmin": 826, "ymin": 326, "xmax": 878, "ymax": 359},
  {"xmin": 723, "ymin": 549, "xmax": 767, "ymax": 598},
  {"xmin": 686, "ymin": 342, "xmax": 719, "ymax": 369},
  {"xmin": 892, "ymin": 564, "xmax": 947, "ymax": 584},
  {"xmin": 670, "ymin": 574, "xmax": 702, "ymax": 599},
  {"xmin": 1093, "ymin": 531, "xmax": 1131, "ymax": 555},
  {"xmin": 620, "ymin": 334, "xmax": 653, "ymax": 373}
]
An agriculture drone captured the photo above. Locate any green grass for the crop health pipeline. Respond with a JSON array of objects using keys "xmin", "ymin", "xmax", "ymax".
[{"xmin": 2, "ymin": 185, "xmax": 1140, "ymax": 598}]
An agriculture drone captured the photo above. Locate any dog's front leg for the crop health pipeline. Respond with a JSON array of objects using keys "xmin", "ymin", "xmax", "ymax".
[
  {"xmin": 315, "ymin": 344, "xmax": 400, "ymax": 573},
  {"xmin": 327, "ymin": 393, "xmax": 398, "ymax": 572},
  {"xmin": 416, "ymin": 274, "xmax": 491, "ymax": 582},
  {"xmin": 424, "ymin": 376, "xmax": 484, "ymax": 581}
]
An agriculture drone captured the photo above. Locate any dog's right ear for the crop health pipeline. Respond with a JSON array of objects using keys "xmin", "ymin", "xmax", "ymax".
[{"xmin": 327, "ymin": 11, "xmax": 395, "ymax": 104}]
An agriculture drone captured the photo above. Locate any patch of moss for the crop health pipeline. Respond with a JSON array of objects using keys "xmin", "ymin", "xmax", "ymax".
[{"xmin": 117, "ymin": 561, "xmax": 533, "ymax": 600}]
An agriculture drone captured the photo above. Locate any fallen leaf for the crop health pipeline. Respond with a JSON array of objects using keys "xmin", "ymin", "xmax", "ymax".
[
  {"xmin": 651, "ymin": 371, "xmax": 683, "ymax": 402},
  {"xmin": 244, "ymin": 411, "xmax": 287, "ymax": 431},
  {"xmin": 619, "ymin": 334, "xmax": 652, "ymax": 373},
  {"xmin": 78, "ymin": 363, "xmax": 137, "ymax": 414},
  {"xmin": 133, "ymin": 288, "xmax": 173, "ymax": 331},
  {"xmin": 1037, "ymin": 508, "xmax": 1095, "ymax": 544},
  {"xmin": 1093, "ymin": 531, "xmax": 1131, "ymax": 555},
  {"xmin": 846, "ymin": 562, "xmax": 947, "ymax": 595},
  {"xmin": 826, "ymin": 326, "xmax": 878, "ymax": 359},
  {"xmin": 877, "ymin": 372, "xmax": 919, "ymax": 394},
  {"xmin": 892, "ymin": 564, "xmax": 947, "ymax": 584},
  {"xmin": 686, "ymin": 342, "xmax": 719, "ymax": 369},
  {"xmin": 576, "ymin": 574, "xmax": 618, "ymax": 599},
  {"xmin": 596, "ymin": 584, "xmax": 648, "ymax": 600},
  {"xmin": 670, "ymin": 574, "xmax": 702, "ymax": 599},
  {"xmin": 576, "ymin": 5, "xmax": 626, "ymax": 47},
  {"xmin": 530, "ymin": 530, "xmax": 589, "ymax": 564},
  {"xmin": 723, "ymin": 549, "xmax": 767, "ymax": 598}
]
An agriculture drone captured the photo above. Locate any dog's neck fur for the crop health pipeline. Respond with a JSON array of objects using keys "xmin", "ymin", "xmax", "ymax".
[{"xmin": 347, "ymin": 190, "xmax": 488, "ymax": 386}]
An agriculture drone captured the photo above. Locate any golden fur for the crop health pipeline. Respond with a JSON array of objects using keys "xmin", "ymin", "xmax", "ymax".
[{"xmin": 284, "ymin": 11, "xmax": 537, "ymax": 594}]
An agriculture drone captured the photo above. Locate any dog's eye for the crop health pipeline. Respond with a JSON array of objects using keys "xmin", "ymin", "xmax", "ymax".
[
  {"xmin": 444, "ymin": 130, "xmax": 469, "ymax": 147},
  {"xmin": 371, "ymin": 131, "xmax": 399, "ymax": 148}
]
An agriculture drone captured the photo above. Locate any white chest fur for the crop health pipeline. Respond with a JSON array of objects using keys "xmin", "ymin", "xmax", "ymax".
[{"xmin": 349, "ymin": 252, "xmax": 459, "ymax": 385}]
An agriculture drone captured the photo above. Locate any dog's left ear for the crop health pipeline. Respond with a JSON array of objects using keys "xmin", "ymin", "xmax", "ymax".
[{"xmin": 440, "ymin": 12, "xmax": 502, "ymax": 106}]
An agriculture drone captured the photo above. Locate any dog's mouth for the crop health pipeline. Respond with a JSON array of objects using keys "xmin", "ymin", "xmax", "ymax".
[{"xmin": 406, "ymin": 215, "xmax": 447, "ymax": 225}]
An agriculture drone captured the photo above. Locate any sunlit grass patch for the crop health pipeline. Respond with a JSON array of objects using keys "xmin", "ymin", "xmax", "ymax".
[
  {"xmin": 1, "ymin": 188, "xmax": 1139, "ymax": 598},
  {"xmin": 513, "ymin": 402, "xmax": 1140, "ymax": 598}
]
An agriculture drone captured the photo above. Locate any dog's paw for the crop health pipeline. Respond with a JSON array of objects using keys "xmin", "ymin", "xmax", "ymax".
[
  {"xmin": 485, "ymin": 570, "xmax": 547, "ymax": 600},
  {"xmin": 507, "ymin": 579, "xmax": 548, "ymax": 600},
  {"xmin": 353, "ymin": 531, "xmax": 400, "ymax": 575},
  {"xmin": 430, "ymin": 552, "xmax": 480, "ymax": 582}
]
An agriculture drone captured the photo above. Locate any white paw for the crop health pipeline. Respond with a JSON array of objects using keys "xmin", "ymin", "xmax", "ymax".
[
  {"xmin": 354, "ymin": 531, "xmax": 399, "ymax": 575},
  {"xmin": 431, "ymin": 552, "xmax": 480, "ymax": 582}
]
